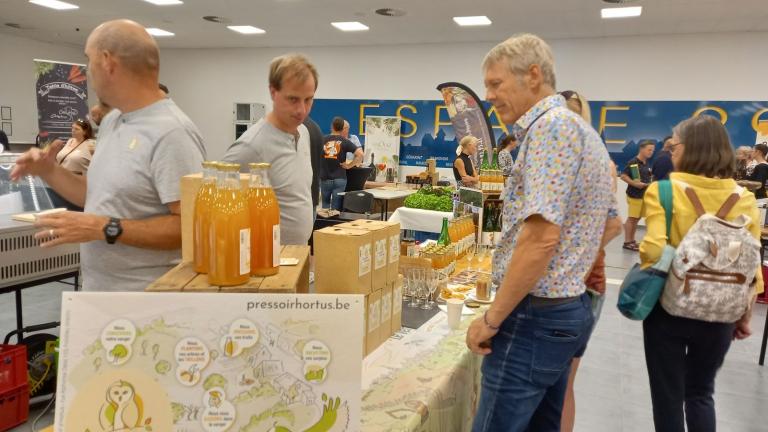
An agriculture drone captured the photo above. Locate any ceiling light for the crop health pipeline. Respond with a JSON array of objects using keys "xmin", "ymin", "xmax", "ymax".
[
  {"xmin": 601, "ymin": 6, "xmax": 642, "ymax": 18},
  {"xmin": 28, "ymin": 0, "xmax": 79, "ymax": 10},
  {"xmin": 143, "ymin": 0, "xmax": 183, "ymax": 5},
  {"xmin": 227, "ymin": 25, "xmax": 266, "ymax": 35},
  {"xmin": 145, "ymin": 27, "xmax": 174, "ymax": 37},
  {"xmin": 453, "ymin": 16, "xmax": 492, "ymax": 26},
  {"xmin": 331, "ymin": 22, "xmax": 369, "ymax": 32}
]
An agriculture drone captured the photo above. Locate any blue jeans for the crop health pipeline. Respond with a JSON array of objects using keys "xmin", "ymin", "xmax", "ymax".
[
  {"xmin": 472, "ymin": 293, "xmax": 594, "ymax": 432},
  {"xmin": 320, "ymin": 178, "xmax": 347, "ymax": 210}
]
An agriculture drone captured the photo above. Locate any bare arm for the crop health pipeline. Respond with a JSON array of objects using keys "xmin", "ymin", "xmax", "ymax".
[
  {"xmin": 454, "ymin": 158, "xmax": 479, "ymax": 184},
  {"xmin": 620, "ymin": 173, "xmax": 647, "ymax": 189}
]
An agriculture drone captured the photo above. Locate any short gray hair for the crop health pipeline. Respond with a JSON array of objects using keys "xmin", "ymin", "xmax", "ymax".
[{"xmin": 483, "ymin": 33, "xmax": 556, "ymax": 89}]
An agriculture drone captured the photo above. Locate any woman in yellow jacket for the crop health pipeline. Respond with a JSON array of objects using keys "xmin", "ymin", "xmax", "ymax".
[{"xmin": 640, "ymin": 115, "xmax": 763, "ymax": 432}]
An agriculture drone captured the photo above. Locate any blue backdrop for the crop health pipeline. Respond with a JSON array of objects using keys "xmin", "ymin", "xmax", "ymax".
[{"xmin": 310, "ymin": 99, "xmax": 768, "ymax": 171}]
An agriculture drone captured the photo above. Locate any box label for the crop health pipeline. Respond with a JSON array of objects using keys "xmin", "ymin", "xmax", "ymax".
[
  {"xmin": 375, "ymin": 239, "xmax": 387, "ymax": 270},
  {"xmin": 381, "ymin": 292, "xmax": 392, "ymax": 319},
  {"xmin": 239, "ymin": 228, "xmax": 250, "ymax": 275},
  {"xmin": 369, "ymin": 300, "xmax": 381, "ymax": 332},
  {"xmin": 359, "ymin": 244, "xmax": 371, "ymax": 276},
  {"xmin": 393, "ymin": 284, "xmax": 403, "ymax": 314},
  {"xmin": 389, "ymin": 234, "xmax": 400, "ymax": 264}
]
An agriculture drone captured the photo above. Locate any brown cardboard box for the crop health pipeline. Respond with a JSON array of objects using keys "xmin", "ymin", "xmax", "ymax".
[
  {"xmin": 314, "ymin": 227, "xmax": 373, "ymax": 295},
  {"xmin": 336, "ymin": 221, "xmax": 388, "ymax": 292},
  {"xmin": 366, "ymin": 289, "xmax": 382, "ymax": 355},
  {"xmin": 391, "ymin": 275, "xmax": 403, "ymax": 335},
  {"xmin": 376, "ymin": 221, "xmax": 401, "ymax": 285},
  {"xmin": 380, "ymin": 283, "xmax": 393, "ymax": 343}
]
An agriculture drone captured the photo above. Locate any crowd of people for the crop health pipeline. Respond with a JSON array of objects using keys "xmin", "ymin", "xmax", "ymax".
[{"xmin": 8, "ymin": 19, "xmax": 764, "ymax": 432}]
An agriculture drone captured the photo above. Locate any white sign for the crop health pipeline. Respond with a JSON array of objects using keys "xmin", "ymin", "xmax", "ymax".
[
  {"xmin": 55, "ymin": 292, "xmax": 364, "ymax": 432},
  {"xmin": 364, "ymin": 115, "xmax": 401, "ymax": 182}
]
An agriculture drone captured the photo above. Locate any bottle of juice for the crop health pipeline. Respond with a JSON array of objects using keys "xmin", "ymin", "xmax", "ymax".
[
  {"xmin": 193, "ymin": 161, "xmax": 218, "ymax": 274},
  {"xmin": 208, "ymin": 163, "xmax": 251, "ymax": 286},
  {"xmin": 248, "ymin": 163, "xmax": 281, "ymax": 276}
]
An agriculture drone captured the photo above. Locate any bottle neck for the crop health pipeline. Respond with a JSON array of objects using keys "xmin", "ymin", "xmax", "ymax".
[
  {"xmin": 220, "ymin": 170, "xmax": 241, "ymax": 189},
  {"xmin": 203, "ymin": 166, "xmax": 216, "ymax": 183},
  {"xmin": 249, "ymin": 169, "xmax": 272, "ymax": 188}
]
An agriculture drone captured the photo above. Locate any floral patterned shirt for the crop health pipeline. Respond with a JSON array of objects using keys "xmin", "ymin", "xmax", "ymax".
[
  {"xmin": 491, "ymin": 95, "xmax": 615, "ymax": 298},
  {"xmin": 498, "ymin": 148, "xmax": 514, "ymax": 176}
]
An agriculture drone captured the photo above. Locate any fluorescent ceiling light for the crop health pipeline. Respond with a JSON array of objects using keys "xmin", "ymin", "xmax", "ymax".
[
  {"xmin": 453, "ymin": 16, "xmax": 492, "ymax": 26},
  {"xmin": 143, "ymin": 0, "xmax": 183, "ymax": 5},
  {"xmin": 28, "ymin": 0, "xmax": 79, "ymax": 10},
  {"xmin": 145, "ymin": 27, "xmax": 174, "ymax": 37},
  {"xmin": 331, "ymin": 22, "xmax": 369, "ymax": 32},
  {"xmin": 601, "ymin": 6, "xmax": 642, "ymax": 19},
  {"xmin": 227, "ymin": 25, "xmax": 266, "ymax": 35}
]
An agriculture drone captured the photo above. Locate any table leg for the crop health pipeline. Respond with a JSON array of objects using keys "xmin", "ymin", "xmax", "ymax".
[
  {"xmin": 760, "ymin": 309, "xmax": 768, "ymax": 366},
  {"xmin": 14, "ymin": 288, "xmax": 24, "ymax": 342}
]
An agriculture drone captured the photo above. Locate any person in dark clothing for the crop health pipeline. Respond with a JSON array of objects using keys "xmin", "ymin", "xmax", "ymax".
[
  {"xmin": 320, "ymin": 117, "xmax": 363, "ymax": 210},
  {"xmin": 303, "ymin": 117, "xmax": 323, "ymax": 210},
  {"xmin": 747, "ymin": 143, "xmax": 768, "ymax": 199},
  {"xmin": 620, "ymin": 140, "xmax": 654, "ymax": 251},
  {"xmin": 453, "ymin": 135, "xmax": 480, "ymax": 187},
  {"xmin": 0, "ymin": 129, "xmax": 9, "ymax": 152},
  {"xmin": 652, "ymin": 136, "xmax": 674, "ymax": 181}
]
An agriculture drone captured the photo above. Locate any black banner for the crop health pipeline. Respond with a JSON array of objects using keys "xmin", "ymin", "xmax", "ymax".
[{"xmin": 34, "ymin": 59, "xmax": 88, "ymax": 142}]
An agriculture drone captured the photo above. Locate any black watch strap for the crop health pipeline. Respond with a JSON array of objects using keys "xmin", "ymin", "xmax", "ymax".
[{"xmin": 104, "ymin": 217, "xmax": 123, "ymax": 244}]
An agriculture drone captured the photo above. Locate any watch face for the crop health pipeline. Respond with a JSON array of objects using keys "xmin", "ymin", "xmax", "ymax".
[{"xmin": 106, "ymin": 225, "xmax": 120, "ymax": 236}]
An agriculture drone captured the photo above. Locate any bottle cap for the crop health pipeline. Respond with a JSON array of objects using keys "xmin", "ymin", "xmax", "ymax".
[{"xmin": 248, "ymin": 162, "xmax": 271, "ymax": 169}]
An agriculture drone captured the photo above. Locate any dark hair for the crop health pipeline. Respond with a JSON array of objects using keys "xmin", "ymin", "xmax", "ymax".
[
  {"xmin": 673, "ymin": 115, "xmax": 735, "ymax": 178},
  {"xmin": 159, "ymin": 83, "xmax": 169, "ymax": 94},
  {"xmin": 74, "ymin": 119, "xmax": 94, "ymax": 141},
  {"xmin": 755, "ymin": 144, "xmax": 768, "ymax": 158},
  {"xmin": 499, "ymin": 134, "xmax": 516, "ymax": 149},
  {"xmin": 662, "ymin": 135, "xmax": 672, "ymax": 143},
  {"xmin": 331, "ymin": 116, "xmax": 345, "ymax": 132},
  {"xmin": 638, "ymin": 140, "xmax": 655, "ymax": 150},
  {"xmin": 558, "ymin": 90, "xmax": 580, "ymax": 102}
]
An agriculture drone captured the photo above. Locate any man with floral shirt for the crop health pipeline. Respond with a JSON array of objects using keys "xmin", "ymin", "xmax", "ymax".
[{"xmin": 467, "ymin": 34, "xmax": 614, "ymax": 432}]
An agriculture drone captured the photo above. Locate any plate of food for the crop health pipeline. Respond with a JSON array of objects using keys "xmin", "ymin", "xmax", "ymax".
[
  {"xmin": 439, "ymin": 285, "xmax": 469, "ymax": 302},
  {"xmin": 466, "ymin": 292, "xmax": 495, "ymax": 304}
]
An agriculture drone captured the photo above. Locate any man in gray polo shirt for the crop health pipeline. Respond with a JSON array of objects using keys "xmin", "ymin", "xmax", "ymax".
[
  {"xmin": 12, "ymin": 20, "xmax": 205, "ymax": 292},
  {"xmin": 223, "ymin": 54, "xmax": 318, "ymax": 245}
]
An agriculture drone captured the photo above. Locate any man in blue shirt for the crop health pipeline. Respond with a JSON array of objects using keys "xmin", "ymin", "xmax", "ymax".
[{"xmin": 652, "ymin": 136, "xmax": 674, "ymax": 181}]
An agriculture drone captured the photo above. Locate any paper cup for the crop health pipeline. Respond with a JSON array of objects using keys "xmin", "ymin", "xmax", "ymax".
[{"xmin": 447, "ymin": 298, "xmax": 464, "ymax": 329}]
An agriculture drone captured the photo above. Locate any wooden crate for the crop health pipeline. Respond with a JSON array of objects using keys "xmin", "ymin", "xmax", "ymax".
[{"xmin": 146, "ymin": 245, "xmax": 310, "ymax": 293}]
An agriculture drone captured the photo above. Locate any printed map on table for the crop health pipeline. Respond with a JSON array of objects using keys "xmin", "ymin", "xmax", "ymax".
[{"xmin": 54, "ymin": 293, "xmax": 364, "ymax": 432}]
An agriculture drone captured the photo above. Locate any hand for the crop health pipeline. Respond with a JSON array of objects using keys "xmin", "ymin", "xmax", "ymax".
[
  {"xmin": 34, "ymin": 211, "xmax": 108, "ymax": 248},
  {"xmin": 733, "ymin": 313, "xmax": 752, "ymax": 340},
  {"xmin": 638, "ymin": 182, "xmax": 649, "ymax": 189},
  {"xmin": 10, "ymin": 139, "xmax": 64, "ymax": 181},
  {"xmin": 340, "ymin": 162, "xmax": 353, "ymax": 169},
  {"xmin": 466, "ymin": 315, "xmax": 498, "ymax": 355}
]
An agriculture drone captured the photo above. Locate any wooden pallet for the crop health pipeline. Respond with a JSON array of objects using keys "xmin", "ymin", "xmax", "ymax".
[{"xmin": 146, "ymin": 245, "xmax": 310, "ymax": 293}]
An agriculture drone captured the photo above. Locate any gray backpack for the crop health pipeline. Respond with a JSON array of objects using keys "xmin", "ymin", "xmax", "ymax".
[{"xmin": 662, "ymin": 184, "xmax": 761, "ymax": 323}]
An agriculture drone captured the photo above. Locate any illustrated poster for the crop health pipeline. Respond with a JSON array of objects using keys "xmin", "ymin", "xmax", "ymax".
[{"xmin": 364, "ymin": 116, "xmax": 401, "ymax": 181}]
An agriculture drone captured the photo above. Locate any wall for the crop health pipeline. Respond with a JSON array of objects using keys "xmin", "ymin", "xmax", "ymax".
[{"xmin": 0, "ymin": 32, "xmax": 88, "ymax": 144}]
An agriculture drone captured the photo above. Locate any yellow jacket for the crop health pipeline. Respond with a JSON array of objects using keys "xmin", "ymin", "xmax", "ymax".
[{"xmin": 640, "ymin": 172, "xmax": 764, "ymax": 294}]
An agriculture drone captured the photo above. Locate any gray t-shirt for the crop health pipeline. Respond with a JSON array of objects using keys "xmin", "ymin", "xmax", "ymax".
[
  {"xmin": 82, "ymin": 98, "xmax": 206, "ymax": 292},
  {"xmin": 223, "ymin": 118, "xmax": 313, "ymax": 245}
]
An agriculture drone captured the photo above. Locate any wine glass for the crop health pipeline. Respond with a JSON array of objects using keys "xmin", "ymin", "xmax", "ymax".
[
  {"xmin": 408, "ymin": 268, "xmax": 422, "ymax": 308},
  {"xmin": 421, "ymin": 271, "xmax": 434, "ymax": 310},
  {"xmin": 465, "ymin": 244, "xmax": 476, "ymax": 272}
]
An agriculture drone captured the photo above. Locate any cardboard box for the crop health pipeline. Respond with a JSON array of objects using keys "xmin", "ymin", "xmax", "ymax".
[
  {"xmin": 314, "ymin": 227, "xmax": 373, "ymax": 295},
  {"xmin": 380, "ymin": 283, "xmax": 393, "ymax": 343},
  {"xmin": 336, "ymin": 221, "xmax": 388, "ymax": 292},
  {"xmin": 377, "ymin": 221, "xmax": 401, "ymax": 285},
  {"xmin": 366, "ymin": 289, "xmax": 382, "ymax": 355},
  {"xmin": 391, "ymin": 276, "xmax": 403, "ymax": 336}
]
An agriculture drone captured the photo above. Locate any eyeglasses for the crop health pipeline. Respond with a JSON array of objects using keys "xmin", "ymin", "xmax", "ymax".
[{"xmin": 669, "ymin": 142, "xmax": 684, "ymax": 151}]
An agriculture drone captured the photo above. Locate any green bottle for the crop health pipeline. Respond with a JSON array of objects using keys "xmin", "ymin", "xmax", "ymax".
[
  {"xmin": 491, "ymin": 148, "xmax": 500, "ymax": 191},
  {"xmin": 438, "ymin": 217, "xmax": 451, "ymax": 246},
  {"xmin": 480, "ymin": 147, "xmax": 491, "ymax": 190}
]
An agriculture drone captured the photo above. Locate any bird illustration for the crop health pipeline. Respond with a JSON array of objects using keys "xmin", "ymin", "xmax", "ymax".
[{"xmin": 99, "ymin": 380, "xmax": 144, "ymax": 431}]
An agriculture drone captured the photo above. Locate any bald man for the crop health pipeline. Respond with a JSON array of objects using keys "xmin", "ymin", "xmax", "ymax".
[{"xmin": 12, "ymin": 20, "xmax": 206, "ymax": 292}]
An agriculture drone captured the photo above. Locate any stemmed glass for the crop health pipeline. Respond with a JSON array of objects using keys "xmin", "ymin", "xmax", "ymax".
[
  {"xmin": 465, "ymin": 244, "xmax": 477, "ymax": 272},
  {"xmin": 475, "ymin": 244, "xmax": 488, "ymax": 271},
  {"xmin": 420, "ymin": 271, "xmax": 435, "ymax": 310},
  {"xmin": 408, "ymin": 268, "xmax": 422, "ymax": 308}
]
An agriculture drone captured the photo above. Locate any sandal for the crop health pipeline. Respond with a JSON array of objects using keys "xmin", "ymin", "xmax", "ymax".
[{"xmin": 622, "ymin": 241, "xmax": 639, "ymax": 251}]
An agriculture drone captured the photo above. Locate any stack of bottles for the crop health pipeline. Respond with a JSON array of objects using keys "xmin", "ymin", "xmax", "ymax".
[
  {"xmin": 448, "ymin": 215, "xmax": 476, "ymax": 257},
  {"xmin": 479, "ymin": 148, "xmax": 504, "ymax": 193},
  {"xmin": 193, "ymin": 161, "xmax": 281, "ymax": 286}
]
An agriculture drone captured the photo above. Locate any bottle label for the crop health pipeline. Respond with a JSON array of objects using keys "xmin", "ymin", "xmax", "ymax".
[
  {"xmin": 240, "ymin": 228, "xmax": 250, "ymax": 276},
  {"xmin": 359, "ymin": 244, "xmax": 371, "ymax": 276},
  {"xmin": 273, "ymin": 225, "xmax": 281, "ymax": 267},
  {"xmin": 389, "ymin": 234, "xmax": 400, "ymax": 264},
  {"xmin": 375, "ymin": 239, "xmax": 387, "ymax": 270}
]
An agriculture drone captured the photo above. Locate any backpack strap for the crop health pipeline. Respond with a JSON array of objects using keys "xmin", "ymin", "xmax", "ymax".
[
  {"xmin": 715, "ymin": 193, "xmax": 741, "ymax": 219},
  {"xmin": 658, "ymin": 179, "xmax": 673, "ymax": 238},
  {"xmin": 684, "ymin": 188, "xmax": 706, "ymax": 218}
]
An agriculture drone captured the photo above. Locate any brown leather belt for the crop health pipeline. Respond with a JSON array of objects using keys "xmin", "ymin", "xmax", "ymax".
[{"xmin": 528, "ymin": 295, "xmax": 581, "ymax": 307}]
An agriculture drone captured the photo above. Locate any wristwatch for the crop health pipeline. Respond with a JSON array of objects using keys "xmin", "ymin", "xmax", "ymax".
[{"xmin": 103, "ymin": 217, "xmax": 123, "ymax": 244}]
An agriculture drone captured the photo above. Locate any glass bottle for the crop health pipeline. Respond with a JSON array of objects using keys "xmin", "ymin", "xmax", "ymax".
[
  {"xmin": 480, "ymin": 148, "xmax": 490, "ymax": 191},
  {"xmin": 438, "ymin": 217, "xmax": 451, "ymax": 246},
  {"xmin": 208, "ymin": 163, "xmax": 251, "ymax": 286},
  {"xmin": 193, "ymin": 161, "xmax": 217, "ymax": 274},
  {"xmin": 491, "ymin": 148, "xmax": 500, "ymax": 191},
  {"xmin": 248, "ymin": 163, "xmax": 281, "ymax": 276}
]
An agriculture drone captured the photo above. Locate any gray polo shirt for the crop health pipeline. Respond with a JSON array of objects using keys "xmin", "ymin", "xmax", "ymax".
[
  {"xmin": 223, "ymin": 118, "xmax": 313, "ymax": 245},
  {"xmin": 82, "ymin": 98, "xmax": 206, "ymax": 292}
]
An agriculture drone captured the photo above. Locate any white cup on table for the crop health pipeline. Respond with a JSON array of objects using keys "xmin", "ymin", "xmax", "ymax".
[{"xmin": 447, "ymin": 298, "xmax": 464, "ymax": 329}]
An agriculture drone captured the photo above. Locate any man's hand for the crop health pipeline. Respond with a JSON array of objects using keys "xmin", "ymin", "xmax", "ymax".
[
  {"xmin": 466, "ymin": 315, "xmax": 498, "ymax": 355},
  {"xmin": 34, "ymin": 211, "xmax": 108, "ymax": 248},
  {"xmin": 637, "ymin": 182, "xmax": 649, "ymax": 189},
  {"xmin": 341, "ymin": 161, "xmax": 354, "ymax": 169},
  {"xmin": 733, "ymin": 312, "xmax": 752, "ymax": 340},
  {"xmin": 10, "ymin": 139, "xmax": 64, "ymax": 181}
]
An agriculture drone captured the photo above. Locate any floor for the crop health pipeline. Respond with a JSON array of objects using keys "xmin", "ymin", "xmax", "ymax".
[{"xmin": 2, "ymin": 229, "xmax": 767, "ymax": 431}]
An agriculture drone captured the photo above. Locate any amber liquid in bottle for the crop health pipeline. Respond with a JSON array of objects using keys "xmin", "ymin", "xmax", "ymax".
[
  {"xmin": 248, "ymin": 163, "xmax": 281, "ymax": 276},
  {"xmin": 193, "ymin": 162, "xmax": 217, "ymax": 274},
  {"xmin": 208, "ymin": 164, "xmax": 251, "ymax": 286}
]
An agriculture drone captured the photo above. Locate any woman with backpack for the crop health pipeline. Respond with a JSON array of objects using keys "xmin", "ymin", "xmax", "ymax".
[{"xmin": 639, "ymin": 115, "xmax": 763, "ymax": 432}]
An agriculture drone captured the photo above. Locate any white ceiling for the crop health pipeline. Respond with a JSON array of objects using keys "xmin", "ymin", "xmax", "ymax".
[{"xmin": 1, "ymin": 0, "xmax": 767, "ymax": 49}]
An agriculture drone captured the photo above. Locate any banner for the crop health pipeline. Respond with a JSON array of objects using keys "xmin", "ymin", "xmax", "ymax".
[
  {"xmin": 55, "ymin": 292, "xmax": 364, "ymax": 432},
  {"xmin": 310, "ymin": 99, "xmax": 768, "ymax": 172},
  {"xmin": 364, "ymin": 116, "xmax": 401, "ymax": 181},
  {"xmin": 34, "ymin": 59, "xmax": 88, "ymax": 141},
  {"xmin": 437, "ymin": 82, "xmax": 496, "ymax": 168}
]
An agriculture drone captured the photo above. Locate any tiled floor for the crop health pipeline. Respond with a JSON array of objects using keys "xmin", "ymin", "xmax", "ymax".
[{"xmin": 2, "ymin": 231, "xmax": 767, "ymax": 431}]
